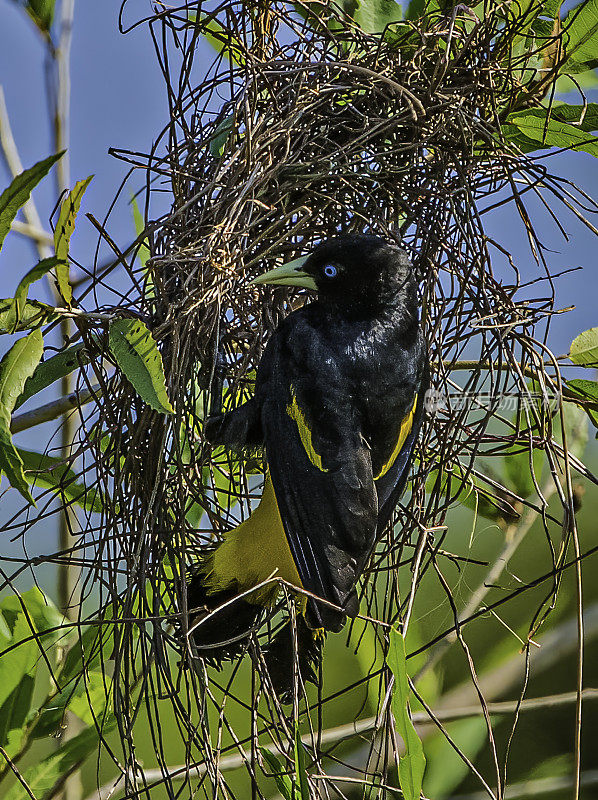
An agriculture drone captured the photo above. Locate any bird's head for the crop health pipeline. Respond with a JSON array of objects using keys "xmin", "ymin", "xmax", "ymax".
[{"xmin": 251, "ymin": 234, "xmax": 414, "ymax": 311}]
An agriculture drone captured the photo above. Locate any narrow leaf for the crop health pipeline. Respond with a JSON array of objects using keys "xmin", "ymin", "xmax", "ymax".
[
  {"xmin": 13, "ymin": 256, "xmax": 63, "ymax": 330},
  {"xmin": 570, "ymin": 326, "xmax": 598, "ymax": 366},
  {"xmin": 54, "ymin": 176, "xmax": 93, "ymax": 304},
  {"xmin": 130, "ymin": 195, "xmax": 150, "ymax": 269},
  {"xmin": 294, "ymin": 726, "xmax": 310, "ymax": 800},
  {"xmin": 0, "ymin": 152, "xmax": 63, "ymax": 251},
  {"xmin": 11, "ymin": 0, "xmax": 56, "ymax": 33},
  {"xmin": 108, "ymin": 318, "xmax": 173, "ymax": 414},
  {"xmin": 389, "ymin": 627, "xmax": 426, "ymax": 800},
  {"xmin": 0, "ymin": 329, "xmax": 43, "ymax": 503},
  {"xmin": 17, "ymin": 448, "xmax": 106, "ymax": 513},
  {"xmin": 261, "ymin": 749, "xmax": 294, "ymax": 800},
  {"xmin": 15, "ymin": 344, "xmax": 88, "ymax": 409},
  {"xmin": 3, "ymin": 725, "xmax": 105, "ymax": 800},
  {"xmin": 209, "ymin": 115, "xmax": 235, "ymax": 158},
  {"xmin": 0, "ymin": 298, "xmax": 58, "ymax": 333},
  {"xmin": 0, "ymin": 330, "xmax": 44, "ymax": 428}
]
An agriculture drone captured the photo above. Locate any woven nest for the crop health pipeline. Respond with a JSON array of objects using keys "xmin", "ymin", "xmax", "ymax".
[{"xmin": 34, "ymin": 0, "xmax": 593, "ymax": 795}]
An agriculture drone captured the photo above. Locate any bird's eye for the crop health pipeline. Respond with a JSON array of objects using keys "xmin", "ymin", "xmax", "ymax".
[{"xmin": 323, "ymin": 264, "xmax": 337, "ymax": 278}]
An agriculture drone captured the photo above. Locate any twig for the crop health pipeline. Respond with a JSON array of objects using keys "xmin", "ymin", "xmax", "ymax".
[
  {"xmin": 10, "ymin": 386, "xmax": 97, "ymax": 434},
  {"xmin": 452, "ymin": 769, "xmax": 598, "ymax": 800},
  {"xmin": 83, "ymin": 689, "xmax": 598, "ymax": 800},
  {"xmin": 10, "ymin": 220, "xmax": 55, "ymax": 247},
  {"xmin": 0, "ymin": 86, "xmax": 53, "ymax": 261}
]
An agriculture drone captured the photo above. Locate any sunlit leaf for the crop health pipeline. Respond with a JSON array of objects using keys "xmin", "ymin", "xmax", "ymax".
[
  {"xmin": 507, "ymin": 109, "xmax": 598, "ymax": 155},
  {"xmin": 389, "ymin": 627, "xmax": 426, "ymax": 800},
  {"xmin": 0, "ymin": 298, "xmax": 58, "ymax": 333},
  {"xmin": 562, "ymin": 0, "xmax": 598, "ymax": 73},
  {"xmin": 261, "ymin": 749, "xmax": 294, "ymax": 799},
  {"xmin": 569, "ymin": 325, "xmax": 598, "ymax": 366},
  {"xmin": 3, "ymin": 725, "xmax": 107, "ymax": 800},
  {"xmin": 10, "ymin": 0, "xmax": 56, "ymax": 33},
  {"xmin": 12, "ymin": 256, "xmax": 64, "ymax": 330},
  {"xmin": 17, "ymin": 448, "xmax": 106, "ymax": 513},
  {"xmin": 294, "ymin": 725, "xmax": 310, "ymax": 800},
  {"xmin": 0, "ymin": 329, "xmax": 43, "ymax": 503},
  {"xmin": 0, "ymin": 152, "xmax": 63, "ymax": 251},
  {"xmin": 109, "ymin": 318, "xmax": 173, "ymax": 414},
  {"xmin": 15, "ymin": 344, "xmax": 88, "ymax": 409},
  {"xmin": 54, "ymin": 176, "xmax": 93, "ymax": 304}
]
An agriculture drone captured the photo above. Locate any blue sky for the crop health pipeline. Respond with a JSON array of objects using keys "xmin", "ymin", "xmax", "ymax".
[{"xmin": 0, "ymin": 3, "xmax": 597, "ymax": 588}]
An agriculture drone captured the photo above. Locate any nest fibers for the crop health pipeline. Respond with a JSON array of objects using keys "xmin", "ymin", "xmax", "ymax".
[{"xmin": 20, "ymin": 1, "xmax": 594, "ymax": 797}]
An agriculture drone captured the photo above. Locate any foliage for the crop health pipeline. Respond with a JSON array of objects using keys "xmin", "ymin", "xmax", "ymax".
[
  {"xmin": 0, "ymin": 589, "xmax": 113, "ymax": 800},
  {"xmin": 2, "ymin": 0, "xmax": 598, "ymax": 799}
]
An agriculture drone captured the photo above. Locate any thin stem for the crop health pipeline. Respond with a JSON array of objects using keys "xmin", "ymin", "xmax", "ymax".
[{"xmin": 83, "ymin": 689, "xmax": 598, "ymax": 800}]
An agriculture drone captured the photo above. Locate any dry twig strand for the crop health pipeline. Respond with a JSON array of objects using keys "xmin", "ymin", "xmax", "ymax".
[{"xmin": 4, "ymin": 1, "xmax": 598, "ymax": 798}]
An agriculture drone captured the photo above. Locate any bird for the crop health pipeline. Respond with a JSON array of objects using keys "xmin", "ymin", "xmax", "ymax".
[{"xmin": 186, "ymin": 233, "xmax": 428, "ymax": 697}]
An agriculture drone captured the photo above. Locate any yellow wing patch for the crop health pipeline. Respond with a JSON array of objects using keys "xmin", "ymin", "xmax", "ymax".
[
  {"xmin": 374, "ymin": 395, "xmax": 418, "ymax": 481},
  {"xmin": 286, "ymin": 385, "xmax": 329, "ymax": 472}
]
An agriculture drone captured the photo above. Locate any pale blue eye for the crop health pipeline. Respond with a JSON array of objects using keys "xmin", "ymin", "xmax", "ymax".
[{"xmin": 323, "ymin": 264, "xmax": 337, "ymax": 278}]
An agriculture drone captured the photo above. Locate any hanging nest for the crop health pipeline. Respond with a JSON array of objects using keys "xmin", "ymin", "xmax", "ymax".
[{"xmin": 9, "ymin": 0, "xmax": 598, "ymax": 797}]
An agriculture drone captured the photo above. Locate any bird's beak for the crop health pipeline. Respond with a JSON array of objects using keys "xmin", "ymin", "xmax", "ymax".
[{"xmin": 249, "ymin": 256, "xmax": 317, "ymax": 290}]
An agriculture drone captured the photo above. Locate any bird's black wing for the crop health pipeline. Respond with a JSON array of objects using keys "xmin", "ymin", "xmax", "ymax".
[
  {"xmin": 375, "ymin": 361, "xmax": 429, "ymax": 532},
  {"xmin": 258, "ymin": 323, "xmax": 378, "ymax": 632}
]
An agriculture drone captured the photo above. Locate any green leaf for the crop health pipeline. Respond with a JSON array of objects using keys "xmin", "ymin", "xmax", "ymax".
[
  {"xmin": 334, "ymin": 0, "xmax": 402, "ymax": 32},
  {"xmin": 567, "ymin": 378, "xmax": 598, "ymax": 404},
  {"xmin": 0, "ymin": 329, "xmax": 43, "ymax": 503},
  {"xmin": 17, "ymin": 448, "xmax": 106, "ymax": 513},
  {"xmin": 209, "ymin": 115, "xmax": 235, "ymax": 159},
  {"xmin": 12, "ymin": 256, "xmax": 64, "ymax": 331},
  {"xmin": 0, "ymin": 298, "xmax": 58, "ymax": 333},
  {"xmin": 3, "ymin": 724, "xmax": 106, "ymax": 800},
  {"xmin": 195, "ymin": 13, "xmax": 246, "ymax": 65},
  {"xmin": 15, "ymin": 344, "xmax": 88, "ymax": 409},
  {"xmin": 0, "ymin": 611, "xmax": 39, "ymax": 749},
  {"xmin": 130, "ymin": 195, "xmax": 150, "ymax": 270},
  {"xmin": 294, "ymin": 726, "xmax": 310, "ymax": 800},
  {"xmin": 54, "ymin": 176, "xmax": 93, "ymax": 304},
  {"xmin": 0, "ymin": 152, "xmax": 63, "ymax": 252},
  {"xmin": 11, "ymin": 0, "xmax": 56, "ymax": 33},
  {"xmin": 0, "ymin": 587, "xmax": 63, "ymax": 643},
  {"xmin": 565, "ymin": 379, "xmax": 598, "ymax": 432},
  {"xmin": 0, "ymin": 589, "xmax": 64, "ymax": 754},
  {"xmin": 556, "ymin": 401, "xmax": 588, "ymax": 459},
  {"xmin": 507, "ymin": 110, "xmax": 598, "ymax": 156},
  {"xmin": 562, "ymin": 0, "xmax": 598, "ymax": 73},
  {"xmin": 569, "ymin": 326, "xmax": 598, "ymax": 366},
  {"xmin": 261, "ymin": 749, "xmax": 295, "ymax": 800},
  {"xmin": 389, "ymin": 627, "xmax": 426, "ymax": 800},
  {"xmin": 0, "ymin": 675, "xmax": 35, "ymax": 757},
  {"xmin": 108, "ymin": 318, "xmax": 173, "ymax": 414},
  {"xmin": 546, "ymin": 102, "xmax": 598, "ymax": 131}
]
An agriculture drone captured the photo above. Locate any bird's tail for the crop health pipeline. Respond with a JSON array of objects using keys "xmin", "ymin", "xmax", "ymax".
[
  {"xmin": 262, "ymin": 615, "xmax": 325, "ymax": 703},
  {"xmin": 186, "ymin": 570, "xmax": 263, "ymax": 663}
]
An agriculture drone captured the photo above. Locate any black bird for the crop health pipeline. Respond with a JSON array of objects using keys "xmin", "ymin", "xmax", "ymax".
[{"xmin": 187, "ymin": 234, "xmax": 428, "ymax": 695}]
